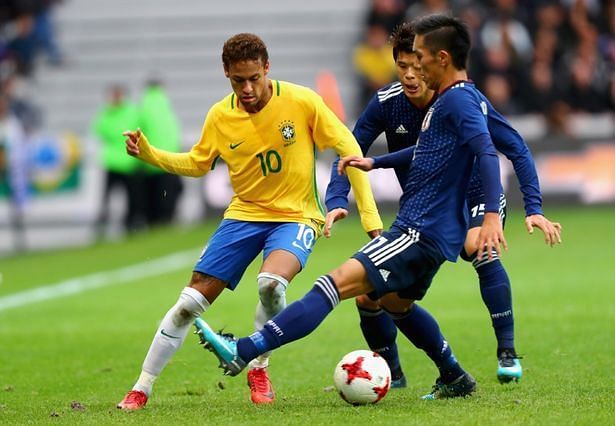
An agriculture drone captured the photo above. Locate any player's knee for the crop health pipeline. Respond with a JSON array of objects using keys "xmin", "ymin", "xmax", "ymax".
[
  {"xmin": 460, "ymin": 248, "xmax": 477, "ymax": 263},
  {"xmin": 379, "ymin": 298, "xmax": 414, "ymax": 317},
  {"xmin": 356, "ymin": 293, "xmax": 379, "ymax": 310},
  {"xmin": 257, "ymin": 272, "xmax": 288, "ymax": 311},
  {"xmin": 174, "ymin": 287, "xmax": 208, "ymax": 325}
]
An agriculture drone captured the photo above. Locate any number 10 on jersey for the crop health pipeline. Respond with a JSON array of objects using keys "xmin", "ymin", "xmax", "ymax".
[{"xmin": 256, "ymin": 150, "xmax": 282, "ymax": 176}]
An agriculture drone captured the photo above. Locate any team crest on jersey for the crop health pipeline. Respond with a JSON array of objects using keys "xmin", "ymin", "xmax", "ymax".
[
  {"xmin": 421, "ymin": 108, "xmax": 434, "ymax": 132},
  {"xmin": 279, "ymin": 120, "xmax": 296, "ymax": 146}
]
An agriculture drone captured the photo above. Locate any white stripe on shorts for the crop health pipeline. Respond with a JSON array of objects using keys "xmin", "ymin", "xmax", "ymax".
[
  {"xmin": 359, "ymin": 236, "xmax": 388, "ymax": 254},
  {"xmin": 364, "ymin": 233, "xmax": 409, "ymax": 261},
  {"xmin": 373, "ymin": 235, "xmax": 418, "ymax": 266},
  {"xmin": 370, "ymin": 234, "xmax": 412, "ymax": 264}
]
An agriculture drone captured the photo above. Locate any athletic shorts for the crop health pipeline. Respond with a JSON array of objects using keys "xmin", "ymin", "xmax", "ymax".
[
  {"xmin": 467, "ymin": 193, "xmax": 507, "ymax": 229},
  {"xmin": 194, "ymin": 219, "xmax": 317, "ymax": 289},
  {"xmin": 352, "ymin": 225, "xmax": 445, "ymax": 301}
]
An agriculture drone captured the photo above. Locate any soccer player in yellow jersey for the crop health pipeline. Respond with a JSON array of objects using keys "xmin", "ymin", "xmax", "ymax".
[{"xmin": 117, "ymin": 33, "xmax": 383, "ymax": 410}]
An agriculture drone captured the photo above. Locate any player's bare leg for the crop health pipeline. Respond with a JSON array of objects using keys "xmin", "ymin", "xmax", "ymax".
[{"xmin": 118, "ymin": 273, "xmax": 225, "ymax": 410}]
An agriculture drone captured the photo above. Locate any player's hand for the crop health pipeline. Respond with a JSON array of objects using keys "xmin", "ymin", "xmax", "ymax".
[
  {"xmin": 525, "ymin": 214, "xmax": 562, "ymax": 247},
  {"xmin": 476, "ymin": 212, "xmax": 508, "ymax": 261},
  {"xmin": 123, "ymin": 128, "xmax": 142, "ymax": 157},
  {"xmin": 338, "ymin": 156, "xmax": 374, "ymax": 175},
  {"xmin": 367, "ymin": 229, "xmax": 383, "ymax": 239},
  {"xmin": 323, "ymin": 208, "xmax": 349, "ymax": 238}
]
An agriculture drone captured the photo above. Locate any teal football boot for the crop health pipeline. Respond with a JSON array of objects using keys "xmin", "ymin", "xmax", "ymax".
[
  {"xmin": 497, "ymin": 349, "xmax": 522, "ymax": 383},
  {"xmin": 194, "ymin": 317, "xmax": 246, "ymax": 376}
]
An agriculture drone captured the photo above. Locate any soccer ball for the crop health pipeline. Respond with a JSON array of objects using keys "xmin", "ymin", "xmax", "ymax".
[{"xmin": 333, "ymin": 350, "xmax": 391, "ymax": 405}]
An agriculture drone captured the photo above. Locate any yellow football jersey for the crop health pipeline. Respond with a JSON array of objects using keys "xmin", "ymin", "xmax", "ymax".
[{"xmin": 135, "ymin": 80, "xmax": 382, "ymax": 233}]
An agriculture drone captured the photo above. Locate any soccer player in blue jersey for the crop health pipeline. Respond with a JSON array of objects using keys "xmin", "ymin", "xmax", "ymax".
[
  {"xmin": 325, "ymin": 23, "xmax": 562, "ymax": 386},
  {"xmin": 195, "ymin": 14, "xmax": 520, "ymax": 399}
]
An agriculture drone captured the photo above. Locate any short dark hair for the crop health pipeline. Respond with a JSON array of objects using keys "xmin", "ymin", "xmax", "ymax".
[
  {"xmin": 222, "ymin": 33, "xmax": 269, "ymax": 68},
  {"xmin": 412, "ymin": 14, "xmax": 471, "ymax": 70},
  {"xmin": 390, "ymin": 22, "xmax": 415, "ymax": 61}
]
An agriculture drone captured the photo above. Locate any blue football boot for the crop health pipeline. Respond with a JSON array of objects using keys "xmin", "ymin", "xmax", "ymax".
[
  {"xmin": 497, "ymin": 349, "xmax": 522, "ymax": 383},
  {"xmin": 194, "ymin": 317, "xmax": 246, "ymax": 376}
]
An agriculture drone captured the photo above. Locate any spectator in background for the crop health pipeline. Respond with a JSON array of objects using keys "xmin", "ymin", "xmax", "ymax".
[
  {"xmin": 138, "ymin": 79, "xmax": 183, "ymax": 226},
  {"xmin": 358, "ymin": 0, "xmax": 614, "ymax": 120},
  {"xmin": 32, "ymin": 0, "xmax": 64, "ymax": 66},
  {"xmin": 521, "ymin": 59, "xmax": 560, "ymax": 113},
  {"xmin": 92, "ymin": 84, "xmax": 144, "ymax": 237},
  {"xmin": 0, "ymin": 1, "xmax": 37, "ymax": 76},
  {"xmin": 0, "ymin": 91, "xmax": 28, "ymax": 251},
  {"xmin": 0, "ymin": 0, "xmax": 64, "ymax": 76},
  {"xmin": 353, "ymin": 23, "xmax": 397, "ymax": 113},
  {"xmin": 3, "ymin": 73, "xmax": 42, "ymax": 134},
  {"xmin": 476, "ymin": 0, "xmax": 533, "ymax": 95},
  {"xmin": 405, "ymin": 0, "xmax": 449, "ymax": 21},
  {"xmin": 367, "ymin": 0, "xmax": 406, "ymax": 33},
  {"xmin": 482, "ymin": 73, "xmax": 523, "ymax": 115}
]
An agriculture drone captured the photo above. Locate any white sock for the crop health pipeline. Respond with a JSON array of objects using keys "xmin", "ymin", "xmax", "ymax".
[
  {"xmin": 248, "ymin": 273, "xmax": 288, "ymax": 370},
  {"xmin": 133, "ymin": 287, "xmax": 209, "ymax": 395}
]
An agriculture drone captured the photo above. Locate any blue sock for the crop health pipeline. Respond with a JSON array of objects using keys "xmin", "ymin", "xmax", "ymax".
[
  {"xmin": 391, "ymin": 304, "xmax": 464, "ymax": 383},
  {"xmin": 357, "ymin": 307, "xmax": 403, "ymax": 379},
  {"xmin": 237, "ymin": 275, "xmax": 340, "ymax": 363},
  {"xmin": 473, "ymin": 257, "xmax": 515, "ymax": 353}
]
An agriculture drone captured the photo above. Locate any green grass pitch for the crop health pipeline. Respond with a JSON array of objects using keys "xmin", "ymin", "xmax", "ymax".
[{"xmin": 0, "ymin": 206, "xmax": 613, "ymax": 424}]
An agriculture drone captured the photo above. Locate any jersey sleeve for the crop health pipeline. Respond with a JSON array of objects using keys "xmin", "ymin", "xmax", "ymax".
[
  {"xmin": 325, "ymin": 94, "xmax": 384, "ymax": 211},
  {"xmin": 488, "ymin": 110, "xmax": 543, "ymax": 216},
  {"xmin": 444, "ymin": 90, "xmax": 490, "ymax": 144},
  {"xmin": 467, "ymin": 133, "xmax": 501, "ymax": 213},
  {"xmin": 307, "ymin": 89, "xmax": 383, "ymax": 232},
  {"xmin": 372, "ymin": 146, "xmax": 415, "ymax": 169},
  {"xmin": 136, "ymin": 109, "xmax": 220, "ymax": 177}
]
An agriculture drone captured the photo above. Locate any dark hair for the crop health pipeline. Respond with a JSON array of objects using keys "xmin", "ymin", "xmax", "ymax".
[
  {"xmin": 412, "ymin": 14, "xmax": 471, "ymax": 70},
  {"xmin": 390, "ymin": 22, "xmax": 415, "ymax": 61},
  {"xmin": 222, "ymin": 33, "xmax": 269, "ymax": 68}
]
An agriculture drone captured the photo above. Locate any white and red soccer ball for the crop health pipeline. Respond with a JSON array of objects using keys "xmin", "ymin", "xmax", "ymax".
[{"xmin": 333, "ymin": 350, "xmax": 391, "ymax": 405}]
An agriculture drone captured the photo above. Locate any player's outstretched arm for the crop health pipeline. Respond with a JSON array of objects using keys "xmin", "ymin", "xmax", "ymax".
[
  {"xmin": 525, "ymin": 214, "xmax": 562, "ymax": 246},
  {"xmin": 123, "ymin": 129, "xmax": 208, "ymax": 177}
]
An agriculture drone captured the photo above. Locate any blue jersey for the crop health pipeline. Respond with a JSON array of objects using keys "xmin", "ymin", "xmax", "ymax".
[
  {"xmin": 325, "ymin": 82, "xmax": 435, "ymax": 210},
  {"xmin": 325, "ymin": 81, "xmax": 543, "ymax": 218},
  {"xmin": 393, "ymin": 81, "xmax": 501, "ymax": 261},
  {"xmin": 467, "ymin": 107, "xmax": 542, "ymax": 214}
]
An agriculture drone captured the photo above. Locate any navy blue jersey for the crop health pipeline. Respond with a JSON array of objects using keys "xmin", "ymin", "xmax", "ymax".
[
  {"xmin": 367, "ymin": 92, "xmax": 543, "ymax": 217},
  {"xmin": 327, "ymin": 78, "xmax": 543, "ymax": 218},
  {"xmin": 393, "ymin": 81, "xmax": 501, "ymax": 261},
  {"xmin": 467, "ymin": 108, "xmax": 542, "ymax": 215},
  {"xmin": 325, "ymin": 82, "xmax": 435, "ymax": 210}
]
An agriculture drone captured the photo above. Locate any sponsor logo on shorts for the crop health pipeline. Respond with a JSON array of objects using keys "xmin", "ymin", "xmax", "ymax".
[{"xmin": 379, "ymin": 269, "xmax": 391, "ymax": 282}]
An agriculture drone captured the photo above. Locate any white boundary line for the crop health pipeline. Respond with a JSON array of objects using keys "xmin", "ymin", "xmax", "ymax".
[{"xmin": 0, "ymin": 248, "xmax": 199, "ymax": 312}]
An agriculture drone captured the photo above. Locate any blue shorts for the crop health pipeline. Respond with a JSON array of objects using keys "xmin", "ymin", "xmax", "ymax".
[
  {"xmin": 194, "ymin": 219, "xmax": 317, "ymax": 289},
  {"xmin": 352, "ymin": 225, "xmax": 445, "ymax": 301},
  {"xmin": 467, "ymin": 193, "xmax": 507, "ymax": 229}
]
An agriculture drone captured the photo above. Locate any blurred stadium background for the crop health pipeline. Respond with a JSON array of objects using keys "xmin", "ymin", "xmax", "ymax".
[{"xmin": 0, "ymin": 0, "xmax": 613, "ymax": 255}]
